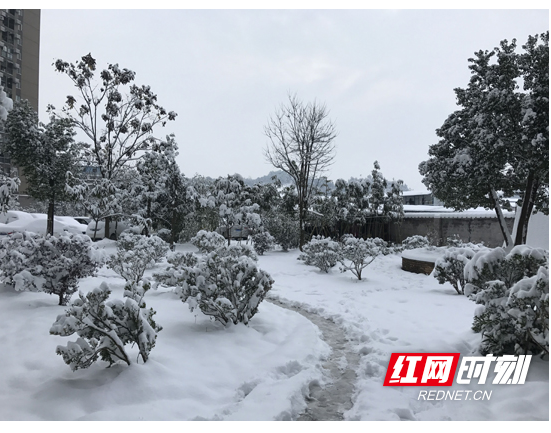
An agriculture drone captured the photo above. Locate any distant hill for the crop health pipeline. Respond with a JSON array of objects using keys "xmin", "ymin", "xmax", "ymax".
[{"xmin": 243, "ymin": 170, "xmax": 294, "ymax": 186}]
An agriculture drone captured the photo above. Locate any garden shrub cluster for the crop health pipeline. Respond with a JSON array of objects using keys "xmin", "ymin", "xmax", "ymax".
[{"xmin": 154, "ymin": 243, "xmax": 273, "ymax": 326}]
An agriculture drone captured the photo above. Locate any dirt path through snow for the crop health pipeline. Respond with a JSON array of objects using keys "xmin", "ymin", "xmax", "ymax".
[{"xmin": 267, "ymin": 298, "xmax": 360, "ymax": 421}]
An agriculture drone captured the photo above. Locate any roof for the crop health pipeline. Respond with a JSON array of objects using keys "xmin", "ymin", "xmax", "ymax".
[{"xmin": 403, "ymin": 206, "xmax": 516, "ymax": 219}]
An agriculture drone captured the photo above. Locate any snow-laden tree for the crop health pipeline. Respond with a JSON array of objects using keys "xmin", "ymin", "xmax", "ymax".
[
  {"xmin": 3, "ymin": 101, "xmax": 81, "ymax": 235},
  {"xmin": 339, "ymin": 236, "xmax": 386, "ymax": 280},
  {"xmin": 0, "ymin": 168, "xmax": 19, "ymax": 215},
  {"xmin": 134, "ymin": 134, "xmax": 196, "ymax": 247},
  {"xmin": 0, "ymin": 232, "xmax": 103, "ymax": 305},
  {"xmin": 51, "ymin": 53, "xmax": 177, "ymax": 238},
  {"xmin": 384, "ymin": 179, "xmax": 405, "ymax": 223},
  {"xmin": 213, "ymin": 174, "xmax": 261, "ymax": 245},
  {"xmin": 331, "ymin": 177, "xmax": 371, "ymax": 235},
  {"xmin": 154, "ymin": 248, "xmax": 273, "ymax": 326},
  {"xmin": 252, "ymin": 231, "xmax": 275, "ymax": 255},
  {"xmin": 265, "ymin": 94, "xmax": 337, "ymax": 250},
  {"xmin": 419, "ymin": 33, "xmax": 549, "ymax": 247},
  {"xmin": 0, "ymin": 86, "xmax": 19, "ymax": 214},
  {"xmin": 108, "ymin": 232, "xmax": 168, "ymax": 286},
  {"xmin": 262, "ymin": 183, "xmax": 301, "ymax": 251},
  {"xmin": 50, "ymin": 281, "xmax": 162, "ymax": 369},
  {"xmin": 263, "ymin": 211, "xmax": 300, "ymax": 252},
  {"xmin": 190, "ymin": 230, "xmax": 226, "ymax": 253},
  {"xmin": 464, "ymin": 245, "xmax": 548, "ymax": 355},
  {"xmin": 298, "ymin": 235, "xmax": 341, "ymax": 273},
  {"xmin": 310, "ymin": 176, "xmax": 338, "ymax": 237},
  {"xmin": 0, "ymin": 85, "xmax": 12, "ymax": 122}
]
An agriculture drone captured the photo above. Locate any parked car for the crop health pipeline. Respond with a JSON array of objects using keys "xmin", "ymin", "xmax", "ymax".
[
  {"xmin": 215, "ymin": 225, "xmax": 250, "ymax": 240},
  {"xmin": 0, "ymin": 212, "xmax": 88, "ymax": 237},
  {"xmin": 73, "ymin": 216, "xmax": 91, "ymax": 226},
  {"xmin": 86, "ymin": 220, "xmax": 144, "ymax": 241}
]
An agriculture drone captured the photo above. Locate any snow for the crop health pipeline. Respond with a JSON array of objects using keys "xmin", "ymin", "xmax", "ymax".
[
  {"xmin": 0, "ymin": 241, "xmax": 548, "ymax": 421},
  {"xmin": 401, "ymin": 247, "xmax": 447, "ymax": 262},
  {"xmin": 0, "ymin": 212, "xmax": 87, "ymax": 236}
]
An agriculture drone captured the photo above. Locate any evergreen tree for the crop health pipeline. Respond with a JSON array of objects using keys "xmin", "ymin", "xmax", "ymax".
[
  {"xmin": 419, "ymin": 33, "xmax": 549, "ymax": 246},
  {"xmin": 0, "ymin": 86, "xmax": 19, "ymax": 215},
  {"xmin": 3, "ymin": 101, "xmax": 81, "ymax": 235}
]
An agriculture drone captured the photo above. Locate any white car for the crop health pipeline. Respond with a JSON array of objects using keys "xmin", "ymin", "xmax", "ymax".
[
  {"xmin": 73, "ymin": 216, "xmax": 92, "ymax": 226},
  {"xmin": 0, "ymin": 212, "xmax": 88, "ymax": 237},
  {"xmin": 86, "ymin": 220, "xmax": 143, "ymax": 241}
]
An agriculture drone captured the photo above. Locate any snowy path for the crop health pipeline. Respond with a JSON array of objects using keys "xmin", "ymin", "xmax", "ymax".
[{"xmin": 267, "ymin": 298, "xmax": 360, "ymax": 421}]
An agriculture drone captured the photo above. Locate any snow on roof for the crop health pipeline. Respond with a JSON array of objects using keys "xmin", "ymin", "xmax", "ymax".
[
  {"xmin": 402, "ymin": 190, "xmax": 432, "ymax": 196},
  {"xmin": 403, "ymin": 206, "xmax": 516, "ymax": 219}
]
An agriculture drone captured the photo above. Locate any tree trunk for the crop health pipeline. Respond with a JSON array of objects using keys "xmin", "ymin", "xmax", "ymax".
[
  {"xmin": 170, "ymin": 209, "xmax": 177, "ymax": 251},
  {"xmin": 489, "ymin": 187, "xmax": 514, "ymax": 248},
  {"xmin": 514, "ymin": 172, "xmax": 539, "ymax": 246},
  {"xmin": 47, "ymin": 200, "xmax": 55, "ymax": 236},
  {"xmin": 299, "ymin": 203, "xmax": 305, "ymax": 251},
  {"xmin": 105, "ymin": 216, "xmax": 111, "ymax": 239},
  {"xmin": 47, "ymin": 181, "xmax": 55, "ymax": 236}
]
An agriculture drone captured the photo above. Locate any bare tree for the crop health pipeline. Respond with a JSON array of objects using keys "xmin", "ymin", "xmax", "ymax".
[{"xmin": 264, "ymin": 94, "xmax": 336, "ymax": 250}]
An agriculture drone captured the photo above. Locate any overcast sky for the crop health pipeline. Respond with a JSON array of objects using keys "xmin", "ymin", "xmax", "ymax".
[{"xmin": 37, "ymin": 7, "xmax": 548, "ymax": 190}]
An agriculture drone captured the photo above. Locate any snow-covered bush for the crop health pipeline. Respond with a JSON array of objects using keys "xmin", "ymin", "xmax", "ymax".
[
  {"xmin": 339, "ymin": 236, "xmax": 385, "ymax": 280},
  {"xmin": 507, "ymin": 267, "xmax": 549, "ymax": 356},
  {"xmin": 50, "ymin": 282, "xmax": 162, "ymax": 370},
  {"xmin": 401, "ymin": 235, "xmax": 430, "ymax": 250},
  {"xmin": 219, "ymin": 243, "xmax": 258, "ymax": 261},
  {"xmin": 154, "ymin": 249, "xmax": 273, "ymax": 326},
  {"xmin": 298, "ymin": 235, "xmax": 342, "ymax": 273},
  {"xmin": 155, "ymin": 228, "xmax": 172, "ymax": 244},
  {"xmin": 166, "ymin": 251, "xmax": 198, "ymax": 268},
  {"xmin": 433, "ymin": 246, "xmax": 486, "ymax": 295},
  {"xmin": 0, "ymin": 232, "xmax": 102, "ymax": 305},
  {"xmin": 108, "ymin": 233, "xmax": 169, "ymax": 285},
  {"xmin": 190, "ymin": 230, "xmax": 226, "ymax": 253},
  {"xmin": 465, "ymin": 246, "xmax": 548, "ymax": 297},
  {"xmin": 464, "ymin": 246, "xmax": 549, "ymax": 356},
  {"xmin": 252, "ymin": 231, "xmax": 275, "ymax": 255}
]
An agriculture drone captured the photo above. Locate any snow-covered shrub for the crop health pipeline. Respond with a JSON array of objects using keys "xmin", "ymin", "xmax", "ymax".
[
  {"xmin": 464, "ymin": 246, "xmax": 549, "ymax": 356},
  {"xmin": 155, "ymin": 228, "xmax": 172, "ymax": 244},
  {"xmin": 298, "ymin": 235, "xmax": 342, "ymax": 273},
  {"xmin": 166, "ymin": 251, "xmax": 198, "ymax": 268},
  {"xmin": 507, "ymin": 267, "xmax": 549, "ymax": 356},
  {"xmin": 401, "ymin": 235, "xmax": 430, "ymax": 250},
  {"xmin": 154, "ymin": 249, "xmax": 273, "ymax": 326},
  {"xmin": 219, "ymin": 243, "xmax": 258, "ymax": 261},
  {"xmin": 252, "ymin": 231, "xmax": 275, "ymax": 255},
  {"xmin": 464, "ymin": 246, "xmax": 548, "ymax": 297},
  {"xmin": 50, "ymin": 282, "xmax": 161, "ymax": 370},
  {"xmin": 190, "ymin": 230, "xmax": 226, "ymax": 253},
  {"xmin": 0, "ymin": 232, "xmax": 101, "ymax": 305},
  {"xmin": 433, "ymin": 246, "xmax": 483, "ymax": 295},
  {"xmin": 339, "ymin": 236, "xmax": 385, "ymax": 280},
  {"xmin": 108, "ymin": 233, "xmax": 169, "ymax": 285}
]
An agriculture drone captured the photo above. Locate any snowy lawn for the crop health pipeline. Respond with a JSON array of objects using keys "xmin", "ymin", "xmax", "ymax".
[{"xmin": 0, "ymin": 241, "xmax": 548, "ymax": 421}]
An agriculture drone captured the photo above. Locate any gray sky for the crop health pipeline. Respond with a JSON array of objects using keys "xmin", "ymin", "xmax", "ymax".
[{"xmin": 38, "ymin": 7, "xmax": 549, "ymax": 190}]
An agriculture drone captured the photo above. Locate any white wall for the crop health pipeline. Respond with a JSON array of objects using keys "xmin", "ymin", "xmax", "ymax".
[{"xmin": 512, "ymin": 211, "xmax": 550, "ymax": 250}]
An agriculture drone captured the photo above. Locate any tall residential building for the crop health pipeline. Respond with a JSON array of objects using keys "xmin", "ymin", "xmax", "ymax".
[{"xmin": 0, "ymin": 9, "xmax": 40, "ymax": 205}]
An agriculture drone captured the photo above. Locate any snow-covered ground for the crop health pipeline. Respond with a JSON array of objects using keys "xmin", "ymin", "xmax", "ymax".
[{"xmin": 0, "ymin": 241, "xmax": 548, "ymax": 421}]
